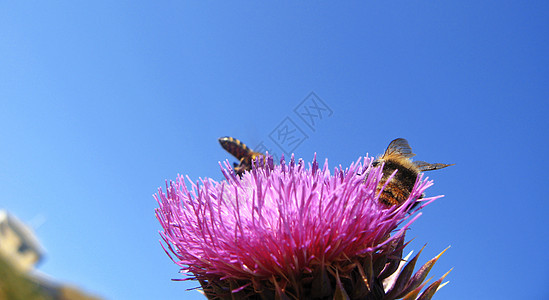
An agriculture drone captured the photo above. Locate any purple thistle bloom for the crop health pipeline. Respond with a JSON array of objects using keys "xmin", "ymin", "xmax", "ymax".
[{"xmin": 155, "ymin": 155, "xmax": 448, "ymax": 299}]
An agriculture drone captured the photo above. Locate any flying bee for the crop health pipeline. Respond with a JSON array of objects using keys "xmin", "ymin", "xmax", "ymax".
[
  {"xmin": 373, "ymin": 138, "xmax": 454, "ymax": 207},
  {"xmin": 218, "ymin": 136, "xmax": 264, "ymax": 176}
]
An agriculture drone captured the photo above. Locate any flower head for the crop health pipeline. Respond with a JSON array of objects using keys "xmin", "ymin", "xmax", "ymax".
[{"xmin": 155, "ymin": 154, "xmax": 448, "ymax": 299}]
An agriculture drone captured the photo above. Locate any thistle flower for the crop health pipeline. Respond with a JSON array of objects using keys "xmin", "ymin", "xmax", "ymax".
[{"xmin": 155, "ymin": 154, "xmax": 449, "ymax": 299}]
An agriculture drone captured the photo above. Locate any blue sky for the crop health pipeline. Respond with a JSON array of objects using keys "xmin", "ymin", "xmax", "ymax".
[{"xmin": 1, "ymin": 1, "xmax": 548, "ymax": 299}]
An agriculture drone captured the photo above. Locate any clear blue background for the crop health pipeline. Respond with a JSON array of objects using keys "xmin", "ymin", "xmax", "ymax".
[{"xmin": 1, "ymin": 1, "xmax": 548, "ymax": 299}]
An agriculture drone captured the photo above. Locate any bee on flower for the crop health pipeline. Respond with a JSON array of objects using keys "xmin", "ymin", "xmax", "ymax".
[{"xmin": 155, "ymin": 153, "xmax": 450, "ymax": 299}]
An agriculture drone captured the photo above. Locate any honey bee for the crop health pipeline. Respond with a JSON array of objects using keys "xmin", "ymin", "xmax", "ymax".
[
  {"xmin": 373, "ymin": 138, "xmax": 453, "ymax": 207},
  {"xmin": 218, "ymin": 136, "xmax": 264, "ymax": 176}
]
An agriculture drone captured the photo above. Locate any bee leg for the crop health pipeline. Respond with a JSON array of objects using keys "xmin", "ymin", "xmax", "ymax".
[{"xmin": 409, "ymin": 193, "xmax": 426, "ymax": 210}]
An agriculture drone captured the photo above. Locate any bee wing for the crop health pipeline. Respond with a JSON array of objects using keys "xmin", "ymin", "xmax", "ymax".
[
  {"xmin": 414, "ymin": 161, "xmax": 455, "ymax": 171},
  {"xmin": 384, "ymin": 138, "xmax": 416, "ymax": 158}
]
